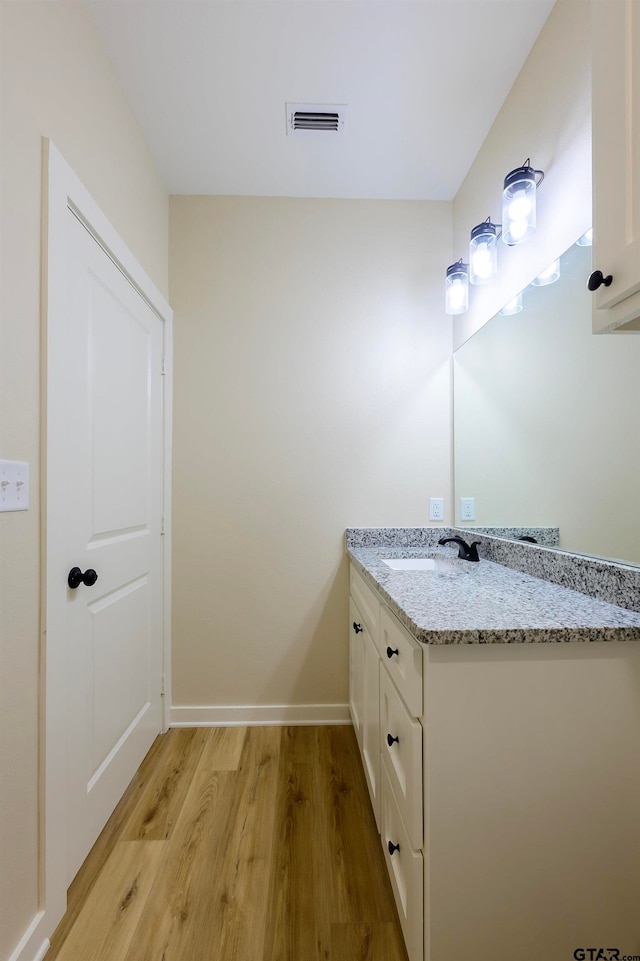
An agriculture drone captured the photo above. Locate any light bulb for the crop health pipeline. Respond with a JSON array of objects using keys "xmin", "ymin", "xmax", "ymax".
[
  {"xmin": 508, "ymin": 219, "xmax": 529, "ymax": 242},
  {"xmin": 445, "ymin": 261, "xmax": 468, "ymax": 315},
  {"xmin": 472, "ymin": 244, "xmax": 493, "ymax": 279},
  {"xmin": 469, "ymin": 221, "xmax": 498, "ymax": 285},
  {"xmin": 576, "ymin": 228, "xmax": 593, "ymax": 247},
  {"xmin": 499, "ymin": 292, "xmax": 523, "ymax": 315},
  {"xmin": 502, "ymin": 162, "xmax": 542, "ymax": 245},
  {"xmin": 531, "ymin": 258, "xmax": 560, "ymax": 286},
  {"xmin": 449, "ymin": 280, "xmax": 465, "ymax": 310},
  {"xmin": 508, "ymin": 192, "xmax": 532, "ymax": 222}
]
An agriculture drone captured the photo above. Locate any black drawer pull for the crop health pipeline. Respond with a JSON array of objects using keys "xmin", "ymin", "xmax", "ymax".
[
  {"xmin": 352, "ymin": 621, "xmax": 363, "ymax": 634},
  {"xmin": 587, "ymin": 269, "xmax": 613, "ymax": 292},
  {"xmin": 386, "ymin": 646, "xmax": 399, "ymax": 659},
  {"xmin": 387, "ymin": 733, "xmax": 399, "ymax": 747},
  {"xmin": 388, "ymin": 840, "xmax": 400, "ymax": 856}
]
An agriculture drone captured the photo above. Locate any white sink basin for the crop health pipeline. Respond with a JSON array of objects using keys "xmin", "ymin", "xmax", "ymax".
[{"xmin": 381, "ymin": 557, "xmax": 460, "ymax": 573}]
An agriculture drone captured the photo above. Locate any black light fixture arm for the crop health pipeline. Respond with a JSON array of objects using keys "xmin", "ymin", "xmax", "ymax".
[
  {"xmin": 521, "ymin": 158, "xmax": 545, "ymax": 187},
  {"xmin": 475, "ymin": 215, "xmax": 503, "ymax": 241}
]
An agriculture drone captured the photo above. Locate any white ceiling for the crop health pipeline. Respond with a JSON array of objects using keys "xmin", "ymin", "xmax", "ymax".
[{"xmin": 86, "ymin": 0, "xmax": 555, "ymax": 201}]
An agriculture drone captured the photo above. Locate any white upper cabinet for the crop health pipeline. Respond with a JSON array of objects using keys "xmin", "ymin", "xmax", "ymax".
[{"xmin": 592, "ymin": 0, "xmax": 640, "ymax": 333}]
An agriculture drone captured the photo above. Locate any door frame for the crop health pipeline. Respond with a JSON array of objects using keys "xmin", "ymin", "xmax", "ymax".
[{"xmin": 36, "ymin": 140, "xmax": 173, "ymax": 949}]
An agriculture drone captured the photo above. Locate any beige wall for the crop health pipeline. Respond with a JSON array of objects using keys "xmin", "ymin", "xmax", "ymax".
[
  {"xmin": 452, "ymin": 0, "xmax": 591, "ymax": 349},
  {"xmin": 0, "ymin": 4, "xmax": 168, "ymax": 957},
  {"xmin": 170, "ymin": 197, "xmax": 452, "ymax": 710}
]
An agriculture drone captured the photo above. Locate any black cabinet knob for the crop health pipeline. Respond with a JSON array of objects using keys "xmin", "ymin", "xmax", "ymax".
[
  {"xmin": 386, "ymin": 646, "xmax": 399, "ymax": 659},
  {"xmin": 352, "ymin": 621, "xmax": 363, "ymax": 634},
  {"xmin": 587, "ymin": 269, "xmax": 613, "ymax": 292},
  {"xmin": 68, "ymin": 567, "xmax": 98, "ymax": 590},
  {"xmin": 387, "ymin": 733, "xmax": 399, "ymax": 747},
  {"xmin": 388, "ymin": 840, "xmax": 400, "ymax": 856}
]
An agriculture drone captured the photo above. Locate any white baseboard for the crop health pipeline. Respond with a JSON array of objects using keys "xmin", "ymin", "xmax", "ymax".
[
  {"xmin": 7, "ymin": 911, "xmax": 50, "ymax": 961},
  {"xmin": 170, "ymin": 703, "xmax": 351, "ymax": 727},
  {"xmin": 31, "ymin": 940, "xmax": 50, "ymax": 961}
]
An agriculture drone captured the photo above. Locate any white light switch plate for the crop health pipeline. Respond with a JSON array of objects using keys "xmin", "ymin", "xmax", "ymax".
[{"xmin": 0, "ymin": 460, "xmax": 30, "ymax": 511}]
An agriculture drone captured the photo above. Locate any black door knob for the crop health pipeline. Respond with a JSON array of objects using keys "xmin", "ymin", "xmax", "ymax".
[
  {"xmin": 68, "ymin": 567, "xmax": 98, "ymax": 589},
  {"xmin": 352, "ymin": 621, "xmax": 363, "ymax": 634},
  {"xmin": 388, "ymin": 840, "xmax": 400, "ymax": 856},
  {"xmin": 587, "ymin": 269, "xmax": 613, "ymax": 291},
  {"xmin": 387, "ymin": 733, "xmax": 399, "ymax": 747},
  {"xmin": 386, "ymin": 646, "xmax": 399, "ymax": 659}
]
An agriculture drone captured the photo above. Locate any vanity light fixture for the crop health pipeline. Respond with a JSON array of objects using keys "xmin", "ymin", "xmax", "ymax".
[
  {"xmin": 576, "ymin": 228, "xmax": 593, "ymax": 247},
  {"xmin": 469, "ymin": 218, "xmax": 500, "ymax": 285},
  {"xmin": 445, "ymin": 259, "xmax": 469, "ymax": 315},
  {"xmin": 499, "ymin": 292, "xmax": 523, "ymax": 315},
  {"xmin": 531, "ymin": 258, "xmax": 560, "ymax": 286},
  {"xmin": 502, "ymin": 160, "xmax": 545, "ymax": 245}
]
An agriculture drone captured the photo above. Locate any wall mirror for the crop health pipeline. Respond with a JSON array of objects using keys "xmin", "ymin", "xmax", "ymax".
[{"xmin": 453, "ymin": 238, "xmax": 640, "ymax": 566}]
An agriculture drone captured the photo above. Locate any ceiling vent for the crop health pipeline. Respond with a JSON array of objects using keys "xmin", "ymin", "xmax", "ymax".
[{"xmin": 286, "ymin": 103, "xmax": 347, "ymax": 137}]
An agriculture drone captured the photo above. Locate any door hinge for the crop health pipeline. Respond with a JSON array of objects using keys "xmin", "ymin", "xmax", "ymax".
[
  {"xmin": 161, "ymin": 674, "xmax": 166, "ymax": 697},
  {"xmin": 160, "ymin": 514, "xmax": 165, "ymax": 536},
  {"xmin": 161, "ymin": 355, "xmax": 166, "ymax": 376}
]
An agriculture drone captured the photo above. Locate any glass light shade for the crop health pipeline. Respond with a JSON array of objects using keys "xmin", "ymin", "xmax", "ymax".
[
  {"xmin": 499, "ymin": 292, "xmax": 523, "ymax": 315},
  {"xmin": 502, "ymin": 165, "xmax": 537, "ymax": 245},
  {"xmin": 531, "ymin": 258, "xmax": 561, "ymax": 286},
  {"xmin": 469, "ymin": 222, "xmax": 498, "ymax": 285},
  {"xmin": 445, "ymin": 261, "xmax": 469, "ymax": 315},
  {"xmin": 576, "ymin": 228, "xmax": 593, "ymax": 247}
]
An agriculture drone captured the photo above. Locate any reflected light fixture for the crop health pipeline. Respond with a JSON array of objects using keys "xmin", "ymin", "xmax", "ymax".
[
  {"xmin": 469, "ymin": 218, "xmax": 500, "ymax": 285},
  {"xmin": 576, "ymin": 228, "xmax": 593, "ymax": 247},
  {"xmin": 445, "ymin": 260, "xmax": 469, "ymax": 314},
  {"xmin": 531, "ymin": 258, "xmax": 560, "ymax": 286},
  {"xmin": 502, "ymin": 160, "xmax": 545, "ymax": 245},
  {"xmin": 499, "ymin": 292, "xmax": 523, "ymax": 315}
]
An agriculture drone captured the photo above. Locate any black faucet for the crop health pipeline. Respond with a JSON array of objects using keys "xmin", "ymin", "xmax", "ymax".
[{"xmin": 438, "ymin": 536, "xmax": 480, "ymax": 562}]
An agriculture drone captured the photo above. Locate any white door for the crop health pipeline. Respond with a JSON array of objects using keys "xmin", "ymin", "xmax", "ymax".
[{"xmin": 62, "ymin": 209, "xmax": 164, "ymax": 883}]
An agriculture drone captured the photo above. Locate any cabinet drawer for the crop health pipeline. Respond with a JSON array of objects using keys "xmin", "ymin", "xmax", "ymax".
[
  {"xmin": 379, "ymin": 606, "xmax": 422, "ymax": 717},
  {"xmin": 380, "ymin": 667, "xmax": 423, "ymax": 850},
  {"xmin": 381, "ymin": 767, "xmax": 423, "ymax": 961},
  {"xmin": 350, "ymin": 565, "xmax": 380, "ymax": 642}
]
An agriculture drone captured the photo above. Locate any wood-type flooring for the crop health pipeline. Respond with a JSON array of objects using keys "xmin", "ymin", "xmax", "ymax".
[{"xmin": 48, "ymin": 725, "xmax": 409, "ymax": 961}]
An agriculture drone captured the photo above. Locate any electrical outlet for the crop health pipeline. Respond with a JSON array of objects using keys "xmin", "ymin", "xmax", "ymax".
[
  {"xmin": 460, "ymin": 497, "xmax": 475, "ymax": 521},
  {"xmin": 429, "ymin": 497, "xmax": 444, "ymax": 521}
]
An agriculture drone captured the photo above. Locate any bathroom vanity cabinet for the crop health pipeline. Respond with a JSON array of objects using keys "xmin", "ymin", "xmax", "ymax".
[
  {"xmin": 348, "ymin": 554, "xmax": 640, "ymax": 961},
  {"xmin": 592, "ymin": 0, "xmax": 640, "ymax": 333}
]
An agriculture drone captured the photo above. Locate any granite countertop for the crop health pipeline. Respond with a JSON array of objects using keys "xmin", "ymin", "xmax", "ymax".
[{"xmin": 348, "ymin": 544, "xmax": 640, "ymax": 645}]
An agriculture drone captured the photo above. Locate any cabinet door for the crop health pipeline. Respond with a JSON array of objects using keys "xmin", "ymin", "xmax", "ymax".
[
  {"xmin": 362, "ymin": 631, "xmax": 381, "ymax": 831},
  {"xmin": 592, "ymin": 0, "xmax": 640, "ymax": 332},
  {"xmin": 349, "ymin": 596, "xmax": 365, "ymax": 749},
  {"xmin": 380, "ymin": 667, "xmax": 423, "ymax": 850},
  {"xmin": 381, "ymin": 768, "xmax": 424, "ymax": 961}
]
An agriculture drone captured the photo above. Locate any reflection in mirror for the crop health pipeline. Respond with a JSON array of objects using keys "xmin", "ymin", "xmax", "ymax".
[{"xmin": 453, "ymin": 240, "xmax": 640, "ymax": 566}]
